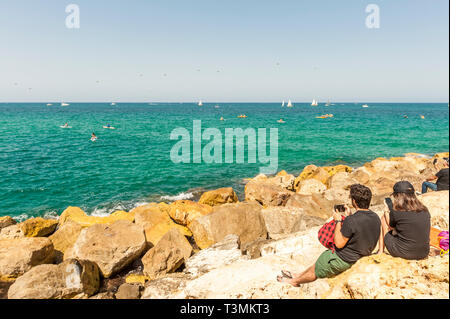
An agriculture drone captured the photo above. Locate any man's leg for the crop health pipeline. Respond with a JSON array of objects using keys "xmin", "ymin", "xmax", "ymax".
[
  {"xmin": 289, "ymin": 264, "xmax": 317, "ymax": 287},
  {"xmin": 422, "ymin": 181, "xmax": 437, "ymax": 194},
  {"xmin": 278, "ymin": 264, "xmax": 317, "ymax": 287}
]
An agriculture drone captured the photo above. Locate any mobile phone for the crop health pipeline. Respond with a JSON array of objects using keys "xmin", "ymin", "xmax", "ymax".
[
  {"xmin": 334, "ymin": 204, "xmax": 346, "ymax": 213},
  {"xmin": 385, "ymin": 198, "xmax": 394, "ymax": 211}
]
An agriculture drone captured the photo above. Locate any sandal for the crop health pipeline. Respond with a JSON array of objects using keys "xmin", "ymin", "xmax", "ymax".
[{"xmin": 281, "ymin": 270, "xmax": 293, "ymax": 279}]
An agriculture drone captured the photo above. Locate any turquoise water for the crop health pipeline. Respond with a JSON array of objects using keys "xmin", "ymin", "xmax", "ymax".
[{"xmin": 0, "ymin": 103, "xmax": 448, "ymax": 220}]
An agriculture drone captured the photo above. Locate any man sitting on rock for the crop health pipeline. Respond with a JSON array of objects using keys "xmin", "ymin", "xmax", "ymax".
[
  {"xmin": 421, "ymin": 157, "xmax": 449, "ymax": 194},
  {"xmin": 277, "ymin": 184, "xmax": 381, "ymax": 286}
]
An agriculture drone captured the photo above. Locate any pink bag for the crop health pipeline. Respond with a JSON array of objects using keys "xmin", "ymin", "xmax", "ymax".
[{"xmin": 438, "ymin": 231, "xmax": 449, "ymax": 256}]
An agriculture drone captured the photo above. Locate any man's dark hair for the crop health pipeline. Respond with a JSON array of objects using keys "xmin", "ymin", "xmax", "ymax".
[{"xmin": 349, "ymin": 184, "xmax": 372, "ymax": 209}]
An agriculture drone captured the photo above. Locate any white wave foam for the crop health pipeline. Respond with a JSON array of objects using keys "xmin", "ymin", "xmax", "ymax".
[
  {"xmin": 13, "ymin": 213, "xmax": 29, "ymax": 223},
  {"xmin": 43, "ymin": 211, "xmax": 59, "ymax": 220},
  {"xmin": 160, "ymin": 192, "xmax": 194, "ymax": 202},
  {"xmin": 89, "ymin": 200, "xmax": 150, "ymax": 217}
]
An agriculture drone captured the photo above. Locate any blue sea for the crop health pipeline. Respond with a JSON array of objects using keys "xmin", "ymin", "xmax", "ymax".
[{"xmin": 0, "ymin": 102, "xmax": 448, "ymax": 220}]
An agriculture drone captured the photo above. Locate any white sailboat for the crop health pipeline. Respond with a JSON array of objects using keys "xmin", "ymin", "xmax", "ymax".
[
  {"xmin": 325, "ymin": 100, "xmax": 331, "ymax": 107},
  {"xmin": 287, "ymin": 100, "xmax": 293, "ymax": 107},
  {"xmin": 362, "ymin": 104, "xmax": 369, "ymax": 108},
  {"xmin": 61, "ymin": 102, "xmax": 69, "ymax": 107},
  {"xmin": 198, "ymin": 100, "xmax": 203, "ymax": 106},
  {"xmin": 311, "ymin": 99, "xmax": 318, "ymax": 106},
  {"xmin": 282, "ymin": 100, "xmax": 285, "ymax": 107},
  {"xmin": 111, "ymin": 102, "xmax": 116, "ymax": 106}
]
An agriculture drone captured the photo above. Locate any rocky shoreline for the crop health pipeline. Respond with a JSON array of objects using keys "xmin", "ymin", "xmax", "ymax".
[{"xmin": 0, "ymin": 152, "xmax": 449, "ymax": 299}]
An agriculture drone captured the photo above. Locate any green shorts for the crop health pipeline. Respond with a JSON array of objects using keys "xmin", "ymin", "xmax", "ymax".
[{"xmin": 315, "ymin": 249, "xmax": 352, "ymax": 279}]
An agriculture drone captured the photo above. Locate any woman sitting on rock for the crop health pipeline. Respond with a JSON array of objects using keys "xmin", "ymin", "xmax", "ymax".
[{"xmin": 378, "ymin": 181, "xmax": 431, "ymax": 260}]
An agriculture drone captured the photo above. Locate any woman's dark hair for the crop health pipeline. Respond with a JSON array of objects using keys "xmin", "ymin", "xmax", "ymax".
[
  {"xmin": 392, "ymin": 192, "xmax": 429, "ymax": 213},
  {"xmin": 349, "ymin": 184, "xmax": 372, "ymax": 209}
]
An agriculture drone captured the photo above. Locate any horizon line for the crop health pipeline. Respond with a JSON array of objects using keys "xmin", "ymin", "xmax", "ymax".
[{"xmin": 1, "ymin": 101, "xmax": 449, "ymax": 104}]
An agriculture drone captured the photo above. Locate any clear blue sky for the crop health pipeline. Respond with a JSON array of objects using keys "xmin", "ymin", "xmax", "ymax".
[{"xmin": 0, "ymin": 0, "xmax": 448, "ymax": 102}]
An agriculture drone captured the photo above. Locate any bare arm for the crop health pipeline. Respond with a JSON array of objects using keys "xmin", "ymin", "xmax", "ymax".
[
  {"xmin": 333, "ymin": 212, "xmax": 350, "ymax": 249},
  {"xmin": 426, "ymin": 175, "xmax": 438, "ymax": 182}
]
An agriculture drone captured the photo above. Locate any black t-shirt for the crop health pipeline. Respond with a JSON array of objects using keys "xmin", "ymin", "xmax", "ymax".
[
  {"xmin": 436, "ymin": 168, "xmax": 449, "ymax": 191},
  {"xmin": 335, "ymin": 210, "xmax": 381, "ymax": 264},
  {"xmin": 387, "ymin": 210, "xmax": 431, "ymax": 259}
]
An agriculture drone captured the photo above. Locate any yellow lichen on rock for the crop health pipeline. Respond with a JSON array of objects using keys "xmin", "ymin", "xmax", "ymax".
[
  {"xmin": 322, "ymin": 165, "xmax": 353, "ymax": 177},
  {"xmin": 198, "ymin": 188, "xmax": 239, "ymax": 206},
  {"xmin": 20, "ymin": 217, "xmax": 58, "ymax": 237},
  {"xmin": 125, "ymin": 274, "xmax": 150, "ymax": 285},
  {"xmin": 58, "ymin": 207, "xmax": 134, "ymax": 227}
]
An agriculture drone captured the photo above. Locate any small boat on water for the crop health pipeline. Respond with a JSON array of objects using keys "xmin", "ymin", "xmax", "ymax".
[
  {"xmin": 282, "ymin": 100, "xmax": 285, "ymax": 107},
  {"xmin": 325, "ymin": 100, "xmax": 331, "ymax": 107},
  {"xmin": 61, "ymin": 103, "xmax": 69, "ymax": 107},
  {"xmin": 111, "ymin": 102, "xmax": 116, "ymax": 106},
  {"xmin": 198, "ymin": 100, "xmax": 203, "ymax": 106},
  {"xmin": 316, "ymin": 114, "xmax": 334, "ymax": 119},
  {"xmin": 46, "ymin": 103, "xmax": 53, "ymax": 106},
  {"xmin": 277, "ymin": 119, "xmax": 285, "ymax": 123},
  {"xmin": 287, "ymin": 100, "xmax": 293, "ymax": 107},
  {"xmin": 362, "ymin": 104, "xmax": 369, "ymax": 108},
  {"xmin": 238, "ymin": 114, "xmax": 248, "ymax": 118},
  {"xmin": 311, "ymin": 99, "xmax": 318, "ymax": 106}
]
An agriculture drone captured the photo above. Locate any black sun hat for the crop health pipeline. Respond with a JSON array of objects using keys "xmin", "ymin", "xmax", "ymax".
[{"xmin": 393, "ymin": 181, "xmax": 415, "ymax": 194}]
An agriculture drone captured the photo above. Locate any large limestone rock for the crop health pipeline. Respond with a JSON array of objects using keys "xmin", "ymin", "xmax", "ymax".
[
  {"xmin": 65, "ymin": 220, "xmax": 147, "ymax": 278},
  {"xmin": 418, "ymin": 191, "xmax": 449, "ymax": 229},
  {"xmin": 296, "ymin": 179, "xmax": 327, "ymax": 195},
  {"xmin": 141, "ymin": 273, "xmax": 192, "ymax": 299},
  {"xmin": 115, "ymin": 283, "xmax": 141, "ymax": 299},
  {"xmin": 198, "ymin": 188, "xmax": 239, "ymax": 206},
  {"xmin": 19, "ymin": 217, "xmax": 58, "ymax": 237},
  {"xmin": 59, "ymin": 207, "xmax": 134, "ymax": 228},
  {"xmin": 184, "ymin": 235, "xmax": 248, "ymax": 277},
  {"xmin": 350, "ymin": 167, "xmax": 372, "ymax": 185},
  {"xmin": 294, "ymin": 165, "xmax": 329, "ymax": 190},
  {"xmin": 0, "ymin": 216, "xmax": 16, "ymax": 231},
  {"xmin": 245, "ymin": 181, "xmax": 294, "ymax": 207},
  {"xmin": 167, "ymin": 200, "xmax": 213, "ymax": 226},
  {"xmin": 189, "ymin": 202, "xmax": 268, "ymax": 249},
  {"xmin": 327, "ymin": 172, "xmax": 358, "ymax": 190},
  {"xmin": 7, "ymin": 259, "xmax": 100, "ymax": 299},
  {"xmin": 261, "ymin": 207, "xmax": 325, "ymax": 239},
  {"xmin": 325, "ymin": 254, "xmax": 449, "ymax": 299},
  {"xmin": 0, "ymin": 224, "xmax": 25, "ymax": 239},
  {"xmin": 132, "ymin": 204, "xmax": 191, "ymax": 246},
  {"xmin": 368, "ymin": 176, "xmax": 397, "ymax": 204},
  {"xmin": 0, "ymin": 237, "xmax": 54, "ymax": 281},
  {"xmin": 285, "ymin": 193, "xmax": 334, "ymax": 220},
  {"xmin": 294, "ymin": 165, "xmax": 353, "ymax": 191},
  {"xmin": 49, "ymin": 221, "xmax": 83, "ymax": 263},
  {"xmin": 271, "ymin": 171, "xmax": 296, "ymax": 191},
  {"xmin": 142, "ymin": 228, "xmax": 192, "ymax": 279}
]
